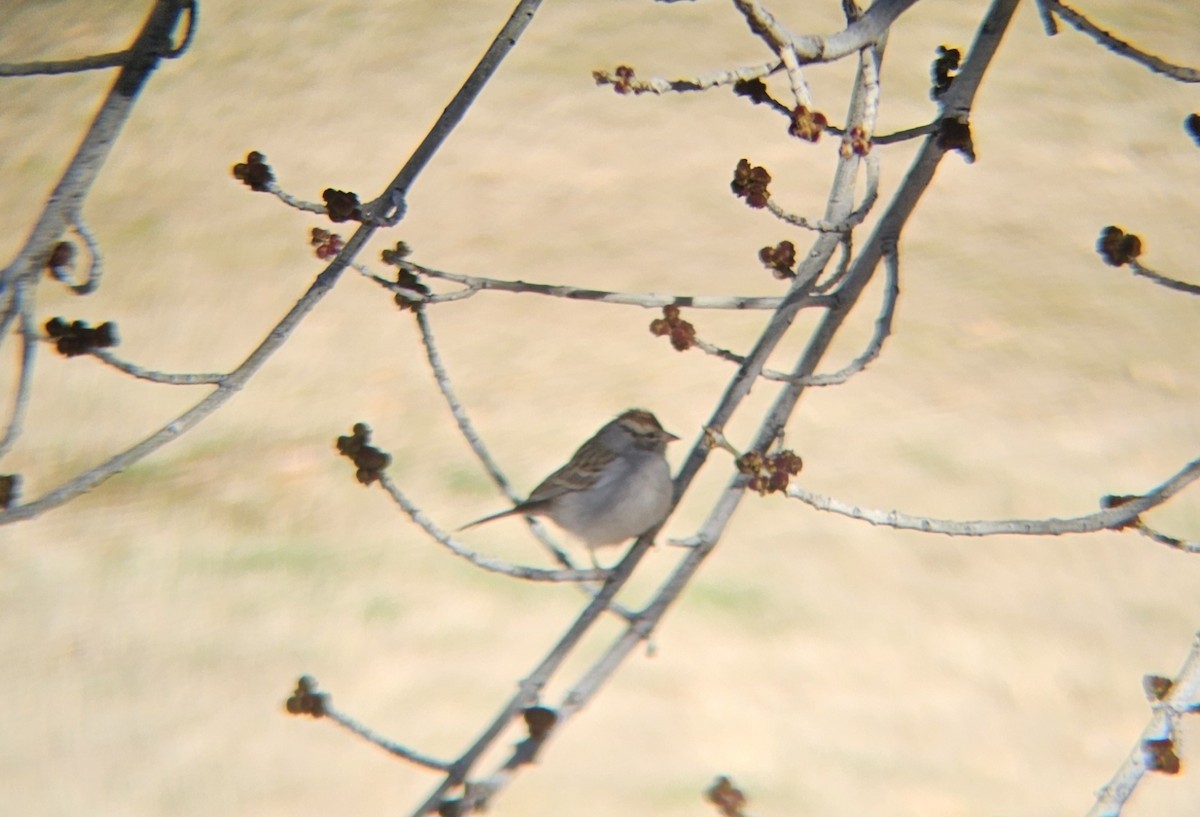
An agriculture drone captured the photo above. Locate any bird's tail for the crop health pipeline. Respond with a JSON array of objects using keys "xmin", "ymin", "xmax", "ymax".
[{"xmin": 457, "ymin": 507, "xmax": 521, "ymax": 532}]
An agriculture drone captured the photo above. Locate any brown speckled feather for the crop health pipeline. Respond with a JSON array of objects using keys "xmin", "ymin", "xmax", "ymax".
[{"xmin": 524, "ymin": 434, "xmax": 616, "ymax": 503}]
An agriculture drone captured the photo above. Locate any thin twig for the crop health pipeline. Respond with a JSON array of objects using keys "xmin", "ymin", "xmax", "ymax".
[
  {"xmin": 364, "ymin": 0, "xmax": 548, "ymax": 225},
  {"xmin": 765, "ymin": 152, "xmax": 879, "ymax": 234},
  {"xmin": 786, "ymin": 453, "xmax": 1200, "ymax": 538},
  {"xmin": 68, "ymin": 214, "xmax": 103, "ymax": 295},
  {"xmin": 0, "ymin": 49, "xmax": 135, "ymax": 77},
  {"xmin": 0, "ymin": 283, "xmax": 38, "ymax": 459},
  {"xmin": 322, "ymin": 699, "xmax": 454, "ymax": 772},
  {"xmin": 376, "ymin": 473, "xmax": 603, "ymax": 583},
  {"xmin": 414, "ymin": 307, "xmax": 520, "ymax": 499},
  {"xmin": 0, "ymin": 1, "xmax": 194, "ymax": 77},
  {"xmin": 411, "ymin": 262, "xmax": 799, "ymax": 310},
  {"xmin": 873, "ymin": 122, "xmax": 939, "ymax": 144},
  {"xmin": 1128, "ymin": 259, "xmax": 1200, "ymax": 296},
  {"xmin": 1040, "ymin": 0, "xmax": 1199, "ymax": 82},
  {"xmin": 1133, "ymin": 520, "xmax": 1200, "ymax": 554},
  {"xmin": 594, "ymin": 60, "xmax": 780, "ymax": 95},
  {"xmin": 266, "ymin": 181, "xmax": 328, "ymax": 216},
  {"xmin": 692, "ymin": 245, "xmax": 898, "ymax": 387},
  {"xmin": 814, "ymin": 234, "xmax": 853, "ymax": 293},
  {"xmin": 413, "ymin": 305, "xmax": 579, "ymax": 570},
  {"xmin": 1034, "ymin": 0, "xmax": 1059, "ymax": 35},
  {"xmin": 793, "ymin": 243, "xmax": 897, "ymax": 386},
  {"xmin": 414, "ymin": 307, "xmax": 641, "ymax": 618},
  {"xmin": 766, "ymin": 199, "xmax": 852, "ymax": 233},
  {"xmin": 87, "ymin": 349, "xmax": 227, "ymax": 385}
]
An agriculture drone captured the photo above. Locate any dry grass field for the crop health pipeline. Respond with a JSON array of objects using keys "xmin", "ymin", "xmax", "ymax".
[{"xmin": 1, "ymin": 1, "xmax": 1199, "ymax": 816}]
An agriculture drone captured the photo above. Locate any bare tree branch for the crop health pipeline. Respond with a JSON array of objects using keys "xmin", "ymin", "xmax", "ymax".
[
  {"xmin": 0, "ymin": 49, "xmax": 136, "ymax": 77},
  {"xmin": 85, "ymin": 348, "xmax": 227, "ymax": 385},
  {"xmin": 411, "ymin": 262, "xmax": 801, "ymax": 310},
  {"xmin": 689, "ymin": 243, "xmax": 898, "ymax": 388},
  {"xmin": 786, "ymin": 453, "xmax": 1200, "ymax": 539},
  {"xmin": 593, "ymin": 59, "xmax": 781, "ymax": 95},
  {"xmin": 1128, "ymin": 259, "xmax": 1200, "ymax": 296},
  {"xmin": 1038, "ymin": 0, "xmax": 1200, "ymax": 82},
  {"xmin": 0, "ymin": 0, "xmax": 544, "ymax": 526},
  {"xmin": 374, "ymin": 473, "xmax": 603, "ymax": 583},
  {"xmin": 415, "ymin": 7, "xmax": 1022, "ymax": 812},
  {"xmin": 413, "ymin": 305, "xmax": 579, "ymax": 567},
  {"xmin": 1086, "ymin": 631, "xmax": 1200, "ymax": 817},
  {"xmin": 0, "ymin": 1, "xmax": 194, "ymax": 77},
  {"xmin": 0, "ymin": 283, "xmax": 37, "ymax": 459}
]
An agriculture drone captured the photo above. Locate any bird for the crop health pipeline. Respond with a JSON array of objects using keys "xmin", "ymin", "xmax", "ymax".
[{"xmin": 460, "ymin": 409, "xmax": 678, "ymax": 552}]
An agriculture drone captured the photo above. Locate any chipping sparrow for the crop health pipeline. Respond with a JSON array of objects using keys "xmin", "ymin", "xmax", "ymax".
[{"xmin": 461, "ymin": 409, "xmax": 679, "ymax": 550}]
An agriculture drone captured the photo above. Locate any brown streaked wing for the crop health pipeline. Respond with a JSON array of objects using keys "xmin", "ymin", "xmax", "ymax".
[{"xmin": 524, "ymin": 434, "xmax": 615, "ymax": 503}]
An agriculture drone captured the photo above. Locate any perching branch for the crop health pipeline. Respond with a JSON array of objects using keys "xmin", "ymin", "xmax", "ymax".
[{"xmin": 410, "ymin": 6, "xmax": 1021, "ymax": 813}]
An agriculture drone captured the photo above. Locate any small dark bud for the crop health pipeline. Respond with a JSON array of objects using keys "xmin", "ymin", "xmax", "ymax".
[
  {"xmin": 523, "ymin": 706, "xmax": 557, "ymax": 740},
  {"xmin": 937, "ymin": 117, "xmax": 975, "ymax": 162},
  {"xmin": 322, "ymin": 188, "xmax": 362, "ymax": 223},
  {"xmin": 437, "ymin": 799, "xmax": 464, "ymax": 817},
  {"xmin": 1143, "ymin": 674, "xmax": 1173, "ymax": 701},
  {"xmin": 284, "ymin": 675, "xmax": 328, "ymax": 718},
  {"xmin": 732, "ymin": 78, "xmax": 770, "ymax": 104},
  {"xmin": 336, "ymin": 423, "xmax": 391, "ymax": 485},
  {"xmin": 1143, "ymin": 738, "xmax": 1181, "ymax": 775},
  {"xmin": 44, "ymin": 317, "xmax": 119, "ymax": 357},
  {"xmin": 381, "ymin": 241, "xmax": 413, "ymax": 265},
  {"xmin": 930, "ymin": 45, "xmax": 962, "ymax": 100},
  {"xmin": 648, "ymin": 305, "xmax": 695, "ymax": 351},
  {"xmin": 788, "ymin": 106, "xmax": 828, "ymax": 142},
  {"xmin": 0, "ymin": 474, "xmax": 20, "ymax": 510},
  {"xmin": 759, "ymin": 240, "xmax": 797, "ymax": 279},
  {"xmin": 1185, "ymin": 113, "xmax": 1200, "ymax": 146},
  {"xmin": 46, "ymin": 241, "xmax": 75, "ymax": 280},
  {"xmin": 731, "ymin": 159, "xmax": 771, "ymax": 208},
  {"xmin": 706, "ymin": 775, "xmax": 748, "ymax": 817},
  {"xmin": 1097, "ymin": 227, "xmax": 1143, "ymax": 267},
  {"xmin": 232, "ymin": 151, "xmax": 273, "ymax": 191}
]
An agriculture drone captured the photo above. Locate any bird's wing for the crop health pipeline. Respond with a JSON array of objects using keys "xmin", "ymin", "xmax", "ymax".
[{"xmin": 524, "ymin": 434, "xmax": 616, "ymax": 504}]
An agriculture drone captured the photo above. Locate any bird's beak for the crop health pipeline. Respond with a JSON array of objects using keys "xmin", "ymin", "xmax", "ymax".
[{"xmin": 665, "ymin": 431, "xmax": 681, "ymax": 442}]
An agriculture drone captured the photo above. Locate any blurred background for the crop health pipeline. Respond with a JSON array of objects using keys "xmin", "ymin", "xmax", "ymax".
[{"xmin": 1, "ymin": 1, "xmax": 1198, "ymax": 815}]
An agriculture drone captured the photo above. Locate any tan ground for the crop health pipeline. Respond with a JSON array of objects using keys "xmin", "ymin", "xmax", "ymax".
[{"xmin": 1, "ymin": 1, "xmax": 1199, "ymax": 815}]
